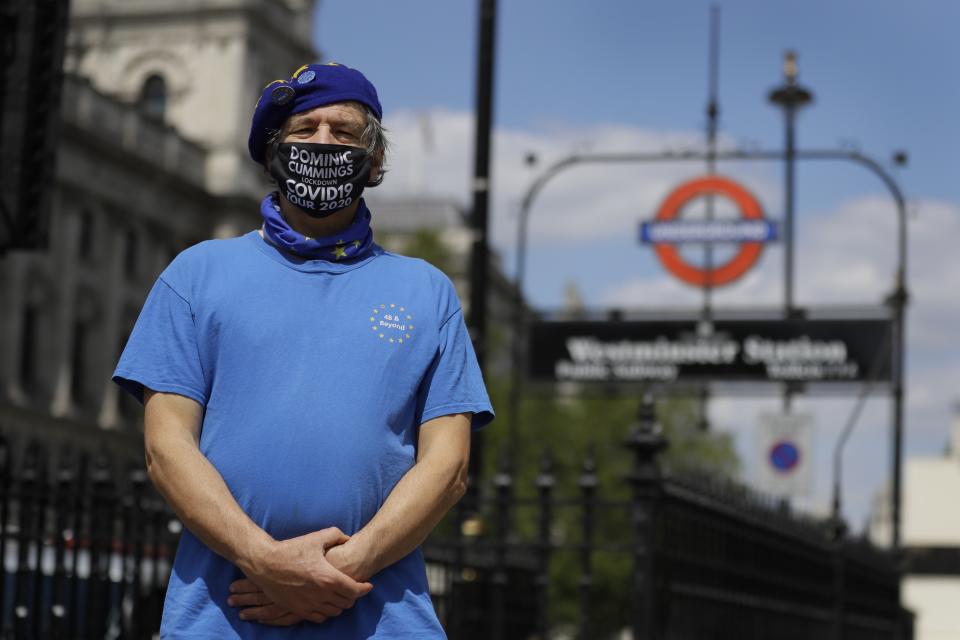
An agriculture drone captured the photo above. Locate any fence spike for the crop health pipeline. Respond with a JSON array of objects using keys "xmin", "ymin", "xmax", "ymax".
[
  {"xmin": 624, "ymin": 395, "xmax": 668, "ymax": 481},
  {"xmin": 68, "ymin": 452, "xmax": 89, "ymax": 639},
  {"xmin": 15, "ymin": 440, "xmax": 43, "ymax": 639},
  {"xmin": 0, "ymin": 431, "xmax": 9, "ymax": 481},
  {"xmin": 128, "ymin": 466, "xmax": 149, "ymax": 639},
  {"xmin": 536, "ymin": 448, "xmax": 555, "ymax": 490},
  {"xmin": 491, "ymin": 442, "xmax": 513, "ymax": 640},
  {"xmin": 625, "ymin": 394, "xmax": 668, "ymax": 640},
  {"xmin": 0, "ymin": 431, "xmax": 8, "ymax": 634},
  {"xmin": 86, "ymin": 447, "xmax": 115, "ymax": 640},
  {"xmin": 30, "ymin": 441, "xmax": 49, "ymax": 639},
  {"xmin": 146, "ymin": 497, "xmax": 169, "ymax": 633},
  {"xmin": 493, "ymin": 443, "xmax": 513, "ymax": 489},
  {"xmin": 578, "ymin": 444, "xmax": 599, "ymax": 491},
  {"xmin": 535, "ymin": 448, "xmax": 554, "ymax": 640},
  {"xmin": 577, "ymin": 443, "xmax": 598, "ymax": 640},
  {"xmin": 50, "ymin": 445, "xmax": 75, "ymax": 640}
]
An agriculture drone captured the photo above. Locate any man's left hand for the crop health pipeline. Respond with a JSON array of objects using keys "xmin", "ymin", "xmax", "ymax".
[
  {"xmin": 227, "ymin": 581, "xmax": 305, "ymax": 626},
  {"xmin": 229, "ymin": 539, "xmax": 367, "ymax": 623}
]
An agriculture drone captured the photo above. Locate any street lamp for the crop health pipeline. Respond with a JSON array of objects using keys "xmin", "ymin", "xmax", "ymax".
[{"xmin": 768, "ymin": 50, "xmax": 814, "ymax": 315}]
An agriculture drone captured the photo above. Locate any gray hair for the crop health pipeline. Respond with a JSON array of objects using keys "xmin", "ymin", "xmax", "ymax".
[
  {"xmin": 264, "ymin": 101, "xmax": 389, "ymax": 186},
  {"xmin": 359, "ymin": 105, "xmax": 389, "ymax": 186}
]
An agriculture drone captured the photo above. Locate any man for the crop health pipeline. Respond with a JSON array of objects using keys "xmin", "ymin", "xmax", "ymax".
[{"xmin": 113, "ymin": 62, "xmax": 493, "ymax": 638}]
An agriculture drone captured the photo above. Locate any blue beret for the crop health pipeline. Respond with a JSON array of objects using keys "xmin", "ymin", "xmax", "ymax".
[{"xmin": 248, "ymin": 62, "xmax": 383, "ymax": 164}]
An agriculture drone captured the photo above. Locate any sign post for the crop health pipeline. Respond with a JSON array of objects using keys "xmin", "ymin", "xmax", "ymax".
[{"xmin": 755, "ymin": 411, "xmax": 814, "ymax": 499}]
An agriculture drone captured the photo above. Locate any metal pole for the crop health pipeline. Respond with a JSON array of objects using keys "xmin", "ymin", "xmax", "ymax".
[
  {"xmin": 784, "ymin": 104, "xmax": 796, "ymax": 314},
  {"xmin": 890, "ymin": 269, "xmax": 908, "ymax": 550},
  {"xmin": 467, "ymin": 0, "xmax": 497, "ymax": 491},
  {"xmin": 699, "ymin": 4, "xmax": 721, "ymax": 431},
  {"xmin": 0, "ymin": 0, "xmax": 18, "ymax": 247},
  {"xmin": 703, "ymin": 5, "xmax": 720, "ymax": 318},
  {"xmin": 490, "ymin": 451, "xmax": 512, "ymax": 640},
  {"xmin": 768, "ymin": 51, "xmax": 812, "ymax": 314},
  {"xmin": 625, "ymin": 395, "xmax": 667, "ymax": 639},
  {"xmin": 768, "ymin": 51, "xmax": 813, "ymax": 414},
  {"xmin": 890, "ymin": 271, "xmax": 907, "ymax": 639},
  {"xmin": 831, "ymin": 321, "xmax": 893, "ymax": 538},
  {"xmin": 783, "ymin": 100, "xmax": 795, "ymax": 419}
]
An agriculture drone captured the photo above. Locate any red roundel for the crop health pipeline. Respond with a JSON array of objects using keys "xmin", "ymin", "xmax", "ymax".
[{"xmin": 653, "ymin": 176, "xmax": 765, "ymax": 287}]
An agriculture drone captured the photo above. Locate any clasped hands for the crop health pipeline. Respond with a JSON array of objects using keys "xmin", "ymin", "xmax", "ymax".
[{"xmin": 227, "ymin": 527, "xmax": 373, "ymax": 627}]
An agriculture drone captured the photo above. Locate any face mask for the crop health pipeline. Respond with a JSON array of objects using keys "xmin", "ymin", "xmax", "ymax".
[{"xmin": 268, "ymin": 142, "xmax": 372, "ymax": 218}]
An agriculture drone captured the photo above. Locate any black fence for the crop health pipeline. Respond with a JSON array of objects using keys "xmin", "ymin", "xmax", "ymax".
[
  {"xmin": 424, "ymin": 396, "xmax": 913, "ymax": 640},
  {"xmin": 0, "ymin": 396, "xmax": 912, "ymax": 639},
  {"xmin": 0, "ymin": 437, "xmax": 178, "ymax": 639}
]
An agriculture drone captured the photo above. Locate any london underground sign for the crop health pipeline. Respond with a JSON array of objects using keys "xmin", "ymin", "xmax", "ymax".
[
  {"xmin": 640, "ymin": 176, "xmax": 777, "ymax": 287},
  {"xmin": 528, "ymin": 316, "xmax": 892, "ymax": 385}
]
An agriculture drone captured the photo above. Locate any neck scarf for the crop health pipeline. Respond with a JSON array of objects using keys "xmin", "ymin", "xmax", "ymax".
[{"xmin": 259, "ymin": 192, "xmax": 374, "ymax": 261}]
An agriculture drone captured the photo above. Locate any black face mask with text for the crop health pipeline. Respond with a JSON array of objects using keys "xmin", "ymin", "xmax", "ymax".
[{"xmin": 268, "ymin": 143, "xmax": 372, "ymax": 218}]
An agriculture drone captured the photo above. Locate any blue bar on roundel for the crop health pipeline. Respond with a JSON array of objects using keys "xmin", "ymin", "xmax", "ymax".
[{"xmin": 638, "ymin": 219, "xmax": 779, "ymax": 245}]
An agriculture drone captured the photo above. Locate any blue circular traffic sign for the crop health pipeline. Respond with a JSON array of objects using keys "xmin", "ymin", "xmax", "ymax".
[{"xmin": 769, "ymin": 441, "xmax": 800, "ymax": 474}]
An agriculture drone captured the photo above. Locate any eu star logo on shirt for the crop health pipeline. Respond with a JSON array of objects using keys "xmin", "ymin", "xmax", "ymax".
[{"xmin": 370, "ymin": 303, "xmax": 414, "ymax": 345}]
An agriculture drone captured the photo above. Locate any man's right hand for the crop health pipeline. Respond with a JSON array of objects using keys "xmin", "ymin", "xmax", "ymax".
[{"xmin": 239, "ymin": 526, "xmax": 373, "ymax": 623}]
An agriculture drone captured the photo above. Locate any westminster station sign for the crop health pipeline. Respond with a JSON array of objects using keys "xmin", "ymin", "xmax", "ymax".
[{"xmin": 529, "ymin": 317, "xmax": 892, "ymax": 384}]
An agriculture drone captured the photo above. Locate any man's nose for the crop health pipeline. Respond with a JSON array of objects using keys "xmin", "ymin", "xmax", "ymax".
[{"xmin": 306, "ymin": 126, "xmax": 334, "ymax": 145}]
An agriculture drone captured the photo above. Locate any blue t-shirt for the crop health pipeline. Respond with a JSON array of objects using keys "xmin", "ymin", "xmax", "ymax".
[{"xmin": 113, "ymin": 230, "xmax": 494, "ymax": 639}]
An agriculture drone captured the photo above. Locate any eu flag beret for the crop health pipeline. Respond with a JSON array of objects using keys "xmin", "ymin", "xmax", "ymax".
[{"xmin": 248, "ymin": 62, "xmax": 382, "ymax": 164}]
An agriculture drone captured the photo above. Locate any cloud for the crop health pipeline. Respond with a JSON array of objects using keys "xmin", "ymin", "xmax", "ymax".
[{"xmin": 378, "ymin": 108, "xmax": 774, "ymax": 249}]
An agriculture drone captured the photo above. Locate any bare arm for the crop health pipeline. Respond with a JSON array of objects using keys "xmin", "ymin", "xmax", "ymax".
[
  {"xmin": 144, "ymin": 389, "xmax": 272, "ymax": 570},
  {"xmin": 143, "ymin": 389, "xmax": 371, "ymax": 623}
]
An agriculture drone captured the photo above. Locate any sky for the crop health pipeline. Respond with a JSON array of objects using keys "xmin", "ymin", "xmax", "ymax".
[{"xmin": 314, "ymin": 0, "xmax": 960, "ymax": 533}]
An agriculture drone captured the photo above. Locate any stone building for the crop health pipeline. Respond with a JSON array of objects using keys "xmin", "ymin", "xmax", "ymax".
[
  {"xmin": 0, "ymin": 0, "xmax": 516, "ymax": 458},
  {"xmin": 869, "ymin": 410, "xmax": 960, "ymax": 640}
]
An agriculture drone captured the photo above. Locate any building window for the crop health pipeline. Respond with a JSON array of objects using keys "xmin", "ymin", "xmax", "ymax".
[
  {"xmin": 70, "ymin": 319, "xmax": 89, "ymax": 408},
  {"xmin": 124, "ymin": 227, "xmax": 139, "ymax": 278},
  {"xmin": 138, "ymin": 74, "xmax": 167, "ymax": 121},
  {"xmin": 19, "ymin": 306, "xmax": 38, "ymax": 395},
  {"xmin": 78, "ymin": 209, "xmax": 94, "ymax": 260},
  {"xmin": 71, "ymin": 289, "xmax": 101, "ymax": 411}
]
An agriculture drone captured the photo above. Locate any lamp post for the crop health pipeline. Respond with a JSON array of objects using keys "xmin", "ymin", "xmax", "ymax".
[
  {"xmin": 467, "ymin": 0, "xmax": 497, "ymax": 493},
  {"xmin": 768, "ymin": 50, "xmax": 813, "ymax": 316}
]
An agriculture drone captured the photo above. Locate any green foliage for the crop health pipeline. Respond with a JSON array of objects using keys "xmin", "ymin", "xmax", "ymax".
[
  {"xmin": 482, "ymin": 382, "xmax": 739, "ymax": 499},
  {"xmin": 478, "ymin": 381, "xmax": 740, "ymax": 637}
]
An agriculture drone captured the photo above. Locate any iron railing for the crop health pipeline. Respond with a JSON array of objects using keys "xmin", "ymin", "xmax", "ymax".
[
  {"xmin": 425, "ymin": 396, "xmax": 913, "ymax": 640},
  {"xmin": 0, "ymin": 396, "xmax": 912, "ymax": 639},
  {"xmin": 0, "ymin": 436, "xmax": 178, "ymax": 639}
]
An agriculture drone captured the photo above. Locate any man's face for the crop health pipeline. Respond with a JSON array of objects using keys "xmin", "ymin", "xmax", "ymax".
[
  {"xmin": 281, "ymin": 102, "xmax": 366, "ymax": 148},
  {"xmin": 279, "ymin": 101, "xmax": 380, "ymax": 182}
]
